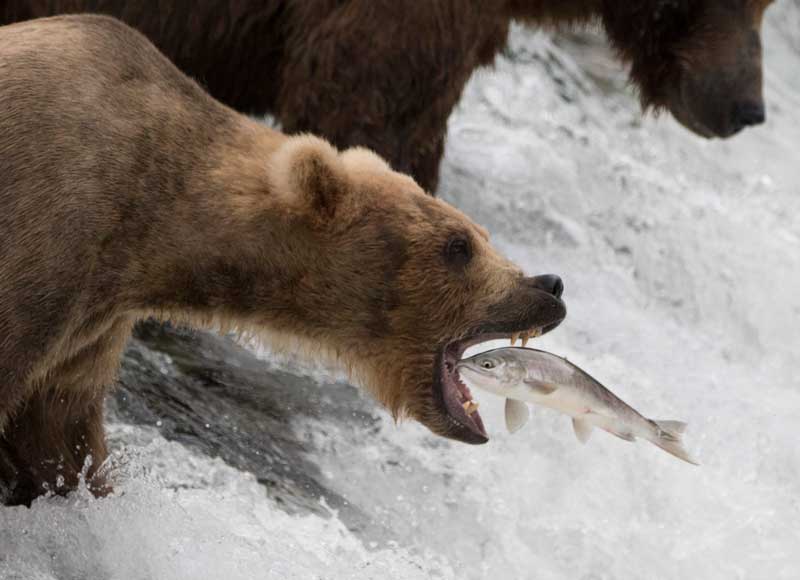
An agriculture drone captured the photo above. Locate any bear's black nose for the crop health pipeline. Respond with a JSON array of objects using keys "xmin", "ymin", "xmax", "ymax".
[
  {"xmin": 527, "ymin": 274, "xmax": 564, "ymax": 299},
  {"xmin": 731, "ymin": 101, "xmax": 765, "ymax": 130}
]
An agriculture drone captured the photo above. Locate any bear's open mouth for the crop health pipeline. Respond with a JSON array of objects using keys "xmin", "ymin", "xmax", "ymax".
[{"xmin": 434, "ymin": 318, "xmax": 564, "ymax": 444}]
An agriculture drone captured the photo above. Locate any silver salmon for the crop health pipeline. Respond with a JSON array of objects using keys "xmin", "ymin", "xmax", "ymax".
[{"xmin": 457, "ymin": 347, "xmax": 698, "ymax": 465}]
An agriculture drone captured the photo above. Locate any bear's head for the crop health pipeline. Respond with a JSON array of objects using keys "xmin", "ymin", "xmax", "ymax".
[
  {"xmin": 267, "ymin": 136, "xmax": 566, "ymax": 443},
  {"xmin": 604, "ymin": 0, "xmax": 773, "ymax": 138}
]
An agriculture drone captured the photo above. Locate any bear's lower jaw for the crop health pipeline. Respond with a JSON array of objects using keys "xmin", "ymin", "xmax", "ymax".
[
  {"xmin": 668, "ymin": 100, "xmax": 721, "ymax": 140},
  {"xmin": 433, "ymin": 319, "xmax": 564, "ymax": 445},
  {"xmin": 436, "ymin": 356, "xmax": 488, "ymax": 444}
]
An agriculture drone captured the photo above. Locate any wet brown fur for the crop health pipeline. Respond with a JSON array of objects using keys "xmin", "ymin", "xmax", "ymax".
[
  {"xmin": 0, "ymin": 0, "xmax": 774, "ymax": 192},
  {"xmin": 0, "ymin": 15, "xmax": 564, "ymax": 505}
]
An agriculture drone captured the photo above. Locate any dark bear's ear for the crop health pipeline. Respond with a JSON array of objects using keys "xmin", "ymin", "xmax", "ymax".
[{"xmin": 270, "ymin": 135, "xmax": 348, "ymax": 220}]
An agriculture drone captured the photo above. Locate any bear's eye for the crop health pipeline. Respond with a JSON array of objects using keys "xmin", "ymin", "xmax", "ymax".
[{"xmin": 444, "ymin": 235, "xmax": 472, "ymax": 269}]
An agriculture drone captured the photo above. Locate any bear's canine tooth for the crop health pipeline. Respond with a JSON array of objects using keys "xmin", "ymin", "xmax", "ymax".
[
  {"xmin": 511, "ymin": 332, "xmax": 520, "ymax": 346},
  {"xmin": 521, "ymin": 331, "xmax": 530, "ymax": 348},
  {"xmin": 463, "ymin": 401, "xmax": 479, "ymax": 415}
]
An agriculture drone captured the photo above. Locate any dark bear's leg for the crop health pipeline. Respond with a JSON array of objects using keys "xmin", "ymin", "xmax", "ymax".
[
  {"xmin": 0, "ymin": 388, "xmax": 109, "ymax": 506},
  {"xmin": 407, "ymin": 136, "xmax": 446, "ymax": 196}
]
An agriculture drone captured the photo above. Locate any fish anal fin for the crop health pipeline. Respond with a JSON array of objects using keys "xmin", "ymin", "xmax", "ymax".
[
  {"xmin": 522, "ymin": 379, "xmax": 558, "ymax": 395},
  {"xmin": 572, "ymin": 418, "xmax": 593, "ymax": 444},
  {"xmin": 607, "ymin": 429, "xmax": 636, "ymax": 442},
  {"xmin": 505, "ymin": 398, "xmax": 529, "ymax": 433}
]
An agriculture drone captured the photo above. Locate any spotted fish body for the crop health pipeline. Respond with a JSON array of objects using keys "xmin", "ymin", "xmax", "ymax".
[{"xmin": 457, "ymin": 347, "xmax": 698, "ymax": 465}]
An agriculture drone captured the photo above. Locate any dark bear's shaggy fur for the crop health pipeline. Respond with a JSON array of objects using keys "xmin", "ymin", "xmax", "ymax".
[
  {"xmin": 1, "ymin": 1, "xmax": 774, "ymax": 192},
  {"xmin": 0, "ymin": 15, "xmax": 566, "ymax": 505}
]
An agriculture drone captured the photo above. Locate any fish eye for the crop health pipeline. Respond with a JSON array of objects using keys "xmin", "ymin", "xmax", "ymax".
[{"xmin": 481, "ymin": 359, "xmax": 496, "ymax": 369}]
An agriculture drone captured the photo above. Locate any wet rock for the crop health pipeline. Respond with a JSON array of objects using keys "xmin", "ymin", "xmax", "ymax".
[{"xmin": 111, "ymin": 320, "xmax": 379, "ymax": 525}]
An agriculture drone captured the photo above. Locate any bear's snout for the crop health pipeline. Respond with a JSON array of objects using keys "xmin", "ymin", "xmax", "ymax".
[
  {"xmin": 514, "ymin": 276, "xmax": 567, "ymax": 335},
  {"xmin": 730, "ymin": 101, "xmax": 766, "ymax": 132},
  {"xmin": 478, "ymin": 275, "xmax": 567, "ymax": 338},
  {"xmin": 524, "ymin": 274, "xmax": 564, "ymax": 299}
]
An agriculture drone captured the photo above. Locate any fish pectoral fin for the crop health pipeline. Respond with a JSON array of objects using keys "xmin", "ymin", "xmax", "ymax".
[
  {"xmin": 522, "ymin": 379, "xmax": 558, "ymax": 395},
  {"xmin": 505, "ymin": 398, "xmax": 530, "ymax": 433},
  {"xmin": 571, "ymin": 418, "xmax": 593, "ymax": 444}
]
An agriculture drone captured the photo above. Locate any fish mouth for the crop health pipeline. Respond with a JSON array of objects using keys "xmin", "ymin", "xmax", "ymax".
[{"xmin": 433, "ymin": 316, "xmax": 564, "ymax": 445}]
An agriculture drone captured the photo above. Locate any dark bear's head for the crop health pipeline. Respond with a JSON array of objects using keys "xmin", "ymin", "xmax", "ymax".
[
  {"xmin": 604, "ymin": 0, "xmax": 774, "ymax": 138},
  {"xmin": 267, "ymin": 136, "xmax": 566, "ymax": 444}
]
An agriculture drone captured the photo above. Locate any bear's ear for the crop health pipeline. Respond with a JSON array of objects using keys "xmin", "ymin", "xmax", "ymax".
[
  {"xmin": 270, "ymin": 135, "xmax": 348, "ymax": 221},
  {"xmin": 340, "ymin": 146, "xmax": 392, "ymax": 173}
]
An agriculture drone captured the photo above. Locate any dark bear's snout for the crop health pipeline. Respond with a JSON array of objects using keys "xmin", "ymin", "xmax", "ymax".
[
  {"xmin": 671, "ymin": 66, "xmax": 765, "ymax": 139},
  {"xmin": 665, "ymin": 9, "xmax": 769, "ymax": 140},
  {"xmin": 731, "ymin": 101, "xmax": 766, "ymax": 131}
]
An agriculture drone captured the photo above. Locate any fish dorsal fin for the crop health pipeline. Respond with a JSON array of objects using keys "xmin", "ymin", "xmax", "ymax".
[
  {"xmin": 522, "ymin": 379, "xmax": 558, "ymax": 395},
  {"xmin": 572, "ymin": 418, "xmax": 593, "ymax": 444},
  {"xmin": 505, "ymin": 398, "xmax": 529, "ymax": 433}
]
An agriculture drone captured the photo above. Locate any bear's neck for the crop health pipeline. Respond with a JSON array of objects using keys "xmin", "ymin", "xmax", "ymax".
[{"xmin": 132, "ymin": 118, "xmax": 315, "ymax": 335}]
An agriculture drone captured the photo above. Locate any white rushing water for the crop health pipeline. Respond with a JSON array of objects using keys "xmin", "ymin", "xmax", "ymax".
[{"xmin": 2, "ymin": 4, "xmax": 799, "ymax": 579}]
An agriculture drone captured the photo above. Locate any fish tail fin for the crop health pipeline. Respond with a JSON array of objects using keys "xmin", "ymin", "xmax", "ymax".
[{"xmin": 650, "ymin": 420, "xmax": 699, "ymax": 466}]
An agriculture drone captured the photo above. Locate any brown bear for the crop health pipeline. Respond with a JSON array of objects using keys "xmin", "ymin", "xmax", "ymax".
[
  {"xmin": 0, "ymin": 1, "xmax": 774, "ymax": 192},
  {"xmin": 0, "ymin": 15, "xmax": 566, "ymax": 505}
]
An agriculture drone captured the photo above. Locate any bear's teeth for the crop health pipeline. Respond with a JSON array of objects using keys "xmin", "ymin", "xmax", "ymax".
[
  {"xmin": 462, "ymin": 400, "xmax": 479, "ymax": 415},
  {"xmin": 519, "ymin": 328, "xmax": 543, "ymax": 347},
  {"xmin": 510, "ymin": 332, "xmax": 520, "ymax": 346}
]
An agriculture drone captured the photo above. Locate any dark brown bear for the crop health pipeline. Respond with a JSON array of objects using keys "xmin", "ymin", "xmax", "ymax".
[
  {"xmin": 0, "ymin": 15, "xmax": 565, "ymax": 505},
  {"xmin": 0, "ymin": 1, "xmax": 774, "ymax": 192}
]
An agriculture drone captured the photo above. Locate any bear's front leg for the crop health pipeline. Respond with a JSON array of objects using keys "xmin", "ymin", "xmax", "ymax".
[
  {"xmin": 0, "ymin": 318, "xmax": 133, "ymax": 505},
  {"xmin": 0, "ymin": 388, "xmax": 110, "ymax": 506}
]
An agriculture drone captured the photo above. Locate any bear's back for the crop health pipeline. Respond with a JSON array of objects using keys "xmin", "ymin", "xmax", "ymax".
[{"xmin": 0, "ymin": 15, "xmax": 237, "ymax": 357}]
